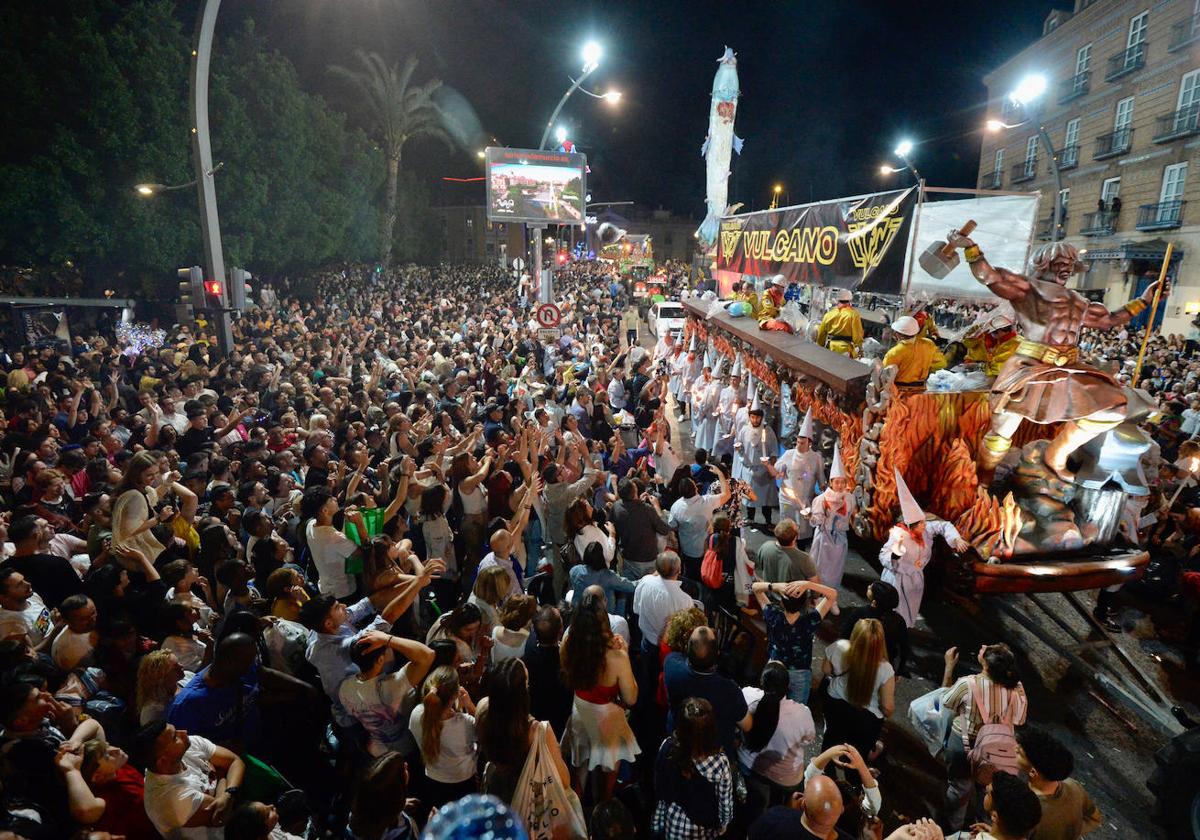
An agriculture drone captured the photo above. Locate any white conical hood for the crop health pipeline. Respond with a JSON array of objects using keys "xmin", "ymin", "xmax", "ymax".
[
  {"xmin": 731, "ymin": 353, "xmax": 743, "ymax": 377},
  {"xmin": 703, "ymin": 347, "xmax": 715, "ymax": 368},
  {"xmin": 689, "ymin": 333, "xmax": 698, "ymax": 353},
  {"xmin": 745, "ymin": 373, "xmax": 755, "ymax": 400},
  {"xmin": 829, "ymin": 440, "xmax": 846, "ymax": 480},
  {"xmin": 712, "ymin": 353, "xmax": 726, "ymax": 378},
  {"xmin": 797, "ymin": 407, "xmax": 814, "ymax": 439},
  {"xmin": 893, "ymin": 467, "xmax": 924, "ymax": 524},
  {"xmin": 750, "ymin": 388, "xmax": 762, "ymax": 413}
]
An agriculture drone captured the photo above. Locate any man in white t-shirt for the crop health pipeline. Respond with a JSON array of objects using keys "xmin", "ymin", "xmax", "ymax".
[
  {"xmin": 138, "ymin": 721, "xmax": 245, "ymax": 839},
  {"xmin": 0, "ymin": 568, "xmax": 56, "ymax": 648},
  {"xmin": 50, "ymin": 593, "xmax": 98, "ymax": 670}
]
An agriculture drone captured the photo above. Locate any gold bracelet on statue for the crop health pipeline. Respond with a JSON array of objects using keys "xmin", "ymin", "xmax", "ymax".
[
  {"xmin": 1124, "ymin": 299, "xmax": 1147, "ymax": 316},
  {"xmin": 964, "ymin": 245, "xmax": 983, "ymax": 264}
]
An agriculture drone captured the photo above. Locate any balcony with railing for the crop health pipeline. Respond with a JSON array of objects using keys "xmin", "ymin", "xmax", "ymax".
[
  {"xmin": 1169, "ymin": 14, "xmax": 1200, "ymax": 51},
  {"xmin": 980, "ymin": 171, "xmax": 1002, "ymax": 190},
  {"xmin": 1059, "ymin": 70, "xmax": 1091, "ymax": 104},
  {"xmin": 1080, "ymin": 210, "xmax": 1117, "ymax": 236},
  {"xmin": 1136, "ymin": 200, "xmax": 1186, "ymax": 231},
  {"xmin": 1094, "ymin": 127, "xmax": 1133, "ymax": 160},
  {"xmin": 1011, "ymin": 158, "xmax": 1038, "ymax": 184},
  {"xmin": 1057, "ymin": 144, "xmax": 1079, "ymax": 170},
  {"xmin": 1104, "ymin": 42, "xmax": 1146, "ymax": 82},
  {"xmin": 1153, "ymin": 105, "xmax": 1200, "ymax": 142}
]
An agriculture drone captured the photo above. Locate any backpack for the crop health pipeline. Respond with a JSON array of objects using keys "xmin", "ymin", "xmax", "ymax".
[
  {"xmin": 700, "ymin": 534, "xmax": 724, "ymax": 589},
  {"xmin": 966, "ymin": 678, "xmax": 1020, "ymax": 785}
]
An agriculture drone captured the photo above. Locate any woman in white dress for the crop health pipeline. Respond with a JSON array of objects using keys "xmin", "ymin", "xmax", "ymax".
[{"xmin": 560, "ymin": 589, "xmax": 639, "ymax": 802}]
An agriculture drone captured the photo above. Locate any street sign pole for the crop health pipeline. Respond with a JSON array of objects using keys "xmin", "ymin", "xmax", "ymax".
[{"xmin": 531, "ymin": 224, "xmax": 551, "ymax": 304}]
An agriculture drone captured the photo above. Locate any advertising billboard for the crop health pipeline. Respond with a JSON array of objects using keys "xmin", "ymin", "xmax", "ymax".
[{"xmin": 485, "ymin": 147, "xmax": 587, "ymax": 227}]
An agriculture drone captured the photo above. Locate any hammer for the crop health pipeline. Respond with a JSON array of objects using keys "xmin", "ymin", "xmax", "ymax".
[{"xmin": 918, "ymin": 220, "xmax": 977, "ymax": 279}]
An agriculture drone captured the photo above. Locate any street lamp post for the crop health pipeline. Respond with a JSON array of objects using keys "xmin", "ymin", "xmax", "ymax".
[
  {"xmin": 189, "ymin": 0, "xmax": 232, "ymax": 355},
  {"xmin": 532, "ymin": 40, "xmax": 607, "ymax": 306},
  {"xmin": 991, "ymin": 74, "xmax": 1063, "ymax": 242}
]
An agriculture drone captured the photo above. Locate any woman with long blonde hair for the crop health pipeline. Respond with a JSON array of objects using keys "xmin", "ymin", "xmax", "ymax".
[
  {"xmin": 820, "ymin": 617, "xmax": 894, "ymax": 759},
  {"xmin": 135, "ymin": 649, "xmax": 187, "ymax": 726},
  {"xmin": 408, "ymin": 666, "xmax": 478, "ymax": 808}
]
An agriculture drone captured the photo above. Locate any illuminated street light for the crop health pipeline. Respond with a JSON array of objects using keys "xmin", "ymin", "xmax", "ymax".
[
  {"xmin": 995, "ymin": 72, "xmax": 1062, "ymax": 241},
  {"xmin": 880, "ymin": 165, "xmax": 906, "ymax": 176},
  {"xmin": 1009, "ymin": 73, "xmax": 1048, "ymax": 106},
  {"xmin": 555, "ymin": 126, "xmax": 568, "ymax": 145},
  {"xmin": 135, "ymin": 184, "xmax": 157, "ymax": 196},
  {"xmin": 894, "ymin": 139, "xmax": 914, "ymax": 158},
  {"xmin": 603, "ymin": 89, "xmax": 622, "ymax": 105},
  {"xmin": 582, "ymin": 41, "xmax": 602, "ymax": 72},
  {"xmin": 476, "ymin": 150, "xmax": 485, "ymax": 159}
]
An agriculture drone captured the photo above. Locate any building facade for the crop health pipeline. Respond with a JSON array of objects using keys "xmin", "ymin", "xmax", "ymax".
[
  {"xmin": 431, "ymin": 205, "xmax": 526, "ymax": 266},
  {"xmin": 977, "ymin": 0, "xmax": 1200, "ymax": 333}
]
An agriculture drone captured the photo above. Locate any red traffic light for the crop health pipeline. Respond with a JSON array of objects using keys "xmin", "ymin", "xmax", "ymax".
[{"xmin": 204, "ymin": 280, "xmax": 223, "ymax": 296}]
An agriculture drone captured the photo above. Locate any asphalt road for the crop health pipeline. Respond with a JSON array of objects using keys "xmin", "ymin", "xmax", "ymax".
[{"xmin": 641, "ymin": 320, "xmax": 1194, "ymax": 837}]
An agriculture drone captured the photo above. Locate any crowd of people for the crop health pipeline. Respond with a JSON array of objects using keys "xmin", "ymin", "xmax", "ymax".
[{"xmin": 0, "ymin": 258, "xmax": 1132, "ymax": 840}]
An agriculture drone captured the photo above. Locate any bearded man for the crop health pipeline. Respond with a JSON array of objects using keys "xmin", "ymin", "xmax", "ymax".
[{"xmin": 948, "ymin": 234, "xmax": 1168, "ymax": 481}]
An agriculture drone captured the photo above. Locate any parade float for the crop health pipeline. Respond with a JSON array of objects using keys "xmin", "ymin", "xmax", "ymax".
[{"xmin": 684, "ymin": 184, "xmax": 1161, "ymax": 597}]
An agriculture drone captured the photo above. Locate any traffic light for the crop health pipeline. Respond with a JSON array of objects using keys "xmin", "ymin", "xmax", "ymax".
[
  {"xmin": 229, "ymin": 268, "xmax": 252, "ymax": 312},
  {"xmin": 203, "ymin": 278, "xmax": 227, "ymax": 311},
  {"xmin": 177, "ymin": 266, "xmax": 203, "ymax": 308}
]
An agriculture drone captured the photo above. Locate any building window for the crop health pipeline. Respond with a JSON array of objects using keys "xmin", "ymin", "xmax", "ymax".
[
  {"xmin": 1024, "ymin": 136, "xmax": 1038, "ymax": 176},
  {"xmin": 1128, "ymin": 10, "xmax": 1149, "ymax": 48},
  {"xmin": 1076, "ymin": 44, "xmax": 1092, "ymax": 74},
  {"xmin": 1114, "ymin": 95, "xmax": 1134, "ymax": 131},
  {"xmin": 1065, "ymin": 117, "xmax": 1084, "ymax": 150},
  {"xmin": 466, "ymin": 218, "xmax": 474, "ymax": 230},
  {"xmin": 993, "ymin": 148, "xmax": 1004, "ymax": 178},
  {"xmin": 1101, "ymin": 176, "xmax": 1121, "ymax": 207}
]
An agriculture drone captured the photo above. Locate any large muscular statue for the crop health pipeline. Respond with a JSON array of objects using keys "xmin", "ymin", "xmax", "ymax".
[{"xmin": 946, "ymin": 233, "xmax": 1168, "ymax": 481}]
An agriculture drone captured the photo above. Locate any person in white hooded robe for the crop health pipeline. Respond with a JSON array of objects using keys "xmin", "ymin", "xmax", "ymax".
[
  {"xmin": 808, "ymin": 441, "xmax": 855, "ymax": 615},
  {"xmin": 878, "ymin": 468, "xmax": 969, "ymax": 627},
  {"xmin": 768, "ymin": 408, "xmax": 825, "ymax": 542}
]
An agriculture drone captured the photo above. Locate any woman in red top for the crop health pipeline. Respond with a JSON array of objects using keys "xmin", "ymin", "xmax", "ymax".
[
  {"xmin": 560, "ymin": 588, "xmax": 639, "ymax": 803},
  {"xmin": 56, "ymin": 736, "xmax": 158, "ymax": 840}
]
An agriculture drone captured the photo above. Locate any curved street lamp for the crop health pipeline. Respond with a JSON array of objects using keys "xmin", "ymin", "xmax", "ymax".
[{"xmin": 988, "ymin": 72, "xmax": 1062, "ymax": 241}]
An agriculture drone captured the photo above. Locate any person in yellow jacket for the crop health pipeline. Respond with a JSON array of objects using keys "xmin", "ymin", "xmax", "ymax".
[
  {"xmin": 883, "ymin": 315, "xmax": 946, "ymax": 386},
  {"xmin": 962, "ymin": 313, "xmax": 1019, "ymax": 377},
  {"xmin": 817, "ymin": 288, "xmax": 863, "ymax": 357},
  {"xmin": 730, "ymin": 280, "xmax": 760, "ymax": 319},
  {"xmin": 756, "ymin": 275, "xmax": 787, "ymax": 326}
]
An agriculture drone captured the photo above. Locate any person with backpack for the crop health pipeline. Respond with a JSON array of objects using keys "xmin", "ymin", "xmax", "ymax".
[
  {"xmin": 941, "ymin": 642, "xmax": 1028, "ymax": 834},
  {"xmin": 699, "ymin": 512, "xmax": 753, "ymax": 613}
]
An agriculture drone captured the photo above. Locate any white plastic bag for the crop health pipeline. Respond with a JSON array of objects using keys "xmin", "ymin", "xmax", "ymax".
[
  {"xmin": 511, "ymin": 721, "xmax": 587, "ymax": 840},
  {"xmin": 908, "ymin": 686, "xmax": 954, "ymax": 756}
]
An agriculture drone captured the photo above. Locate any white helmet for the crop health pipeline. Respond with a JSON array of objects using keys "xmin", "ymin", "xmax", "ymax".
[
  {"xmin": 836, "ymin": 289, "xmax": 854, "ymax": 303},
  {"xmin": 892, "ymin": 316, "xmax": 920, "ymax": 337},
  {"xmin": 771, "ymin": 275, "xmax": 788, "ymax": 287}
]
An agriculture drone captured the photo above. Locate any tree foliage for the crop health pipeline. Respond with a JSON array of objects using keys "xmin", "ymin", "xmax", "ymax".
[
  {"xmin": 0, "ymin": 0, "xmax": 391, "ymax": 298},
  {"xmin": 328, "ymin": 51, "xmax": 458, "ymax": 267}
]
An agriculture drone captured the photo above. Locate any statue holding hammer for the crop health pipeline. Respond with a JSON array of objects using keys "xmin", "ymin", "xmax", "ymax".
[{"xmin": 943, "ymin": 231, "xmax": 1168, "ymax": 481}]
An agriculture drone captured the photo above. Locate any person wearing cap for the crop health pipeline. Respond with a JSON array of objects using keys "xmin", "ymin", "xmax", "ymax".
[
  {"xmin": 882, "ymin": 315, "xmax": 947, "ymax": 388},
  {"xmin": 756, "ymin": 276, "xmax": 790, "ymax": 330},
  {"xmin": 963, "ymin": 313, "xmax": 1019, "ymax": 377},
  {"xmin": 817, "ymin": 289, "xmax": 864, "ymax": 358},
  {"xmin": 879, "ymin": 468, "xmax": 969, "ymax": 627},
  {"xmin": 767, "ymin": 408, "xmax": 825, "ymax": 541},
  {"xmin": 735, "ymin": 397, "xmax": 780, "ymax": 527},
  {"xmin": 808, "ymin": 442, "xmax": 856, "ymax": 613}
]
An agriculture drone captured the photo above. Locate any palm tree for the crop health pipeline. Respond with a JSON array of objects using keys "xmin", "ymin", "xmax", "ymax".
[{"xmin": 330, "ymin": 51, "xmax": 456, "ymax": 267}]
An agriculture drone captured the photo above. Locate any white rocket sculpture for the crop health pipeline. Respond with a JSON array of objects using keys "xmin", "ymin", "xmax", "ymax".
[{"xmin": 697, "ymin": 47, "xmax": 743, "ymax": 247}]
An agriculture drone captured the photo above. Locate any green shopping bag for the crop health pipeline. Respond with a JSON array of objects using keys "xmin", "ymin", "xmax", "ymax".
[{"xmin": 343, "ymin": 507, "xmax": 383, "ymax": 575}]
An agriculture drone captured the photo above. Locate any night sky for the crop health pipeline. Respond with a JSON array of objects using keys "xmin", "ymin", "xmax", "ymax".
[{"xmin": 233, "ymin": 0, "xmax": 1063, "ymax": 218}]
